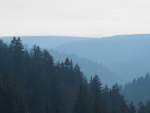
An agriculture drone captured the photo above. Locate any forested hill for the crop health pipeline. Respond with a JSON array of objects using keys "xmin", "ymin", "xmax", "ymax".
[
  {"xmin": 2, "ymin": 36, "xmax": 120, "ymax": 86},
  {"xmin": 50, "ymin": 50, "xmax": 119, "ymax": 86},
  {"xmin": 123, "ymin": 73, "xmax": 150, "ymax": 104},
  {"xmin": 0, "ymin": 37, "xmax": 143, "ymax": 113},
  {"xmin": 4, "ymin": 34, "xmax": 150, "ymax": 85}
]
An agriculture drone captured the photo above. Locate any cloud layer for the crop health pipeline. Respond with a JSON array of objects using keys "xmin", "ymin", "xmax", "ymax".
[{"xmin": 0, "ymin": 0, "xmax": 150, "ymax": 36}]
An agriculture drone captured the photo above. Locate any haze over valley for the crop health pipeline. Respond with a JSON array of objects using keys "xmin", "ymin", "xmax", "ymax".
[
  {"xmin": 1, "ymin": 35, "xmax": 150, "ymax": 113},
  {"xmin": 3, "ymin": 34, "xmax": 150, "ymax": 85}
]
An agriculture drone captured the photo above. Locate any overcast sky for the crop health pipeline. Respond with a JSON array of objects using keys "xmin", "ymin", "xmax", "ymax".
[{"xmin": 0, "ymin": 0, "xmax": 150, "ymax": 37}]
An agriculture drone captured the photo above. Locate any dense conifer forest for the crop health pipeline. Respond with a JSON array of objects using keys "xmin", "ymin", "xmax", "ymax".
[
  {"xmin": 123, "ymin": 73, "xmax": 150, "ymax": 104},
  {"xmin": 0, "ymin": 37, "xmax": 149, "ymax": 113}
]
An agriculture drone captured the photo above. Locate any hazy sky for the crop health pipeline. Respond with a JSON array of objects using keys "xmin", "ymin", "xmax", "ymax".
[{"xmin": 0, "ymin": 0, "xmax": 150, "ymax": 37}]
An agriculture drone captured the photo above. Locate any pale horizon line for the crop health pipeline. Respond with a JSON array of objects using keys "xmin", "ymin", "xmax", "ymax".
[{"xmin": 0, "ymin": 33, "xmax": 150, "ymax": 39}]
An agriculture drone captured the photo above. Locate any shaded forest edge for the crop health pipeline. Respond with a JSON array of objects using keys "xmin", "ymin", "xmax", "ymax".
[
  {"xmin": 123, "ymin": 73, "xmax": 150, "ymax": 104},
  {"xmin": 0, "ymin": 37, "xmax": 149, "ymax": 113}
]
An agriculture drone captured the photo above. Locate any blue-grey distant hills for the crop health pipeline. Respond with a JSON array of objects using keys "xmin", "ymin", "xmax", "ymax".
[
  {"xmin": 2, "ymin": 36, "xmax": 86, "ymax": 49},
  {"xmin": 2, "ymin": 34, "xmax": 150, "ymax": 85},
  {"xmin": 55, "ymin": 34, "xmax": 150, "ymax": 84},
  {"xmin": 50, "ymin": 50, "xmax": 119, "ymax": 86}
]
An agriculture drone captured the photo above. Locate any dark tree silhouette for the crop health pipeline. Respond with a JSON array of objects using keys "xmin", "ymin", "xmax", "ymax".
[{"xmin": 0, "ymin": 37, "xmax": 138, "ymax": 113}]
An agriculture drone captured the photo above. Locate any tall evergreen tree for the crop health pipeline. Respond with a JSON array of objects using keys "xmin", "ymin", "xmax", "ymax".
[
  {"xmin": 110, "ymin": 84, "xmax": 129, "ymax": 113},
  {"xmin": 74, "ymin": 79, "xmax": 90, "ymax": 113},
  {"xmin": 90, "ymin": 75, "xmax": 104, "ymax": 113},
  {"xmin": 129, "ymin": 102, "xmax": 136, "ymax": 113},
  {"xmin": 138, "ymin": 102, "xmax": 145, "ymax": 113}
]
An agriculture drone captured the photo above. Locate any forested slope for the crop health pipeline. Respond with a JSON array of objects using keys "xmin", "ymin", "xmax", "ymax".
[{"xmin": 0, "ymin": 37, "xmax": 147, "ymax": 113}]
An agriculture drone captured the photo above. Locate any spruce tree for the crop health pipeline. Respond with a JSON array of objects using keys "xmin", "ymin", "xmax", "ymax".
[
  {"xmin": 74, "ymin": 79, "xmax": 90, "ymax": 113},
  {"xmin": 90, "ymin": 75, "xmax": 103, "ymax": 113},
  {"xmin": 129, "ymin": 102, "xmax": 136, "ymax": 113}
]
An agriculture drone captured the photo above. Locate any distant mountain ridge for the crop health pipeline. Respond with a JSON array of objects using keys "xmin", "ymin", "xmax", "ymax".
[
  {"xmin": 1, "ymin": 36, "xmax": 88, "ymax": 49},
  {"xmin": 2, "ymin": 34, "xmax": 150, "ymax": 85},
  {"xmin": 55, "ymin": 34, "xmax": 150, "ymax": 83}
]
